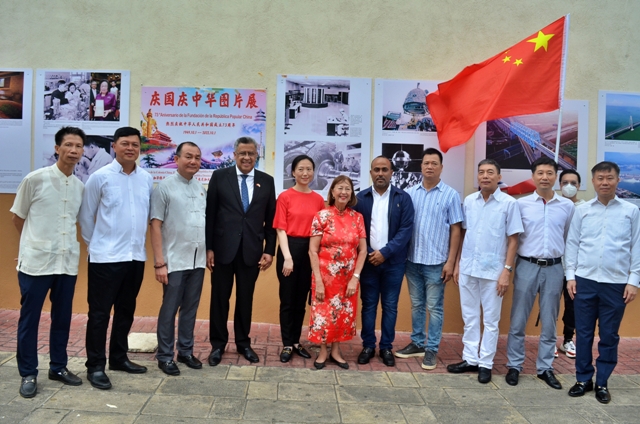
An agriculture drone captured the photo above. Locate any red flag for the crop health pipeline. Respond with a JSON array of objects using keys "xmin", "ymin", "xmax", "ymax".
[{"xmin": 427, "ymin": 16, "xmax": 567, "ymax": 153}]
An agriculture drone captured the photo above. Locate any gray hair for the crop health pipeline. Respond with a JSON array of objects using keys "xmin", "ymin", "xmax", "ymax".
[{"xmin": 234, "ymin": 136, "xmax": 258, "ymax": 151}]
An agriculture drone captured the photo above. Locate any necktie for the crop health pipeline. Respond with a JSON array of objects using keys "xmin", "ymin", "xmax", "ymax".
[{"xmin": 241, "ymin": 175, "xmax": 249, "ymax": 212}]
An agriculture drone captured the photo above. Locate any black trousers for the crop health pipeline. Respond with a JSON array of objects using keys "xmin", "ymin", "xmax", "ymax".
[
  {"xmin": 85, "ymin": 260, "xmax": 145, "ymax": 372},
  {"xmin": 209, "ymin": 243, "xmax": 260, "ymax": 351},
  {"xmin": 276, "ymin": 237, "xmax": 311, "ymax": 347},
  {"xmin": 561, "ymin": 277, "xmax": 575, "ymax": 341}
]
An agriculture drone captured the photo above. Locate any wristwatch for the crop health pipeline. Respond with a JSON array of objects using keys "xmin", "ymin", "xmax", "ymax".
[
  {"xmin": 504, "ymin": 265, "xmax": 513, "ymax": 273},
  {"xmin": 353, "ymin": 273, "xmax": 360, "ymax": 280}
]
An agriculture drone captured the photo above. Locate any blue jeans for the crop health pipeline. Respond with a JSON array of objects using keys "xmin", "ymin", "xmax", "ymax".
[
  {"xmin": 405, "ymin": 261, "xmax": 445, "ymax": 352},
  {"xmin": 359, "ymin": 260, "xmax": 405, "ymax": 350}
]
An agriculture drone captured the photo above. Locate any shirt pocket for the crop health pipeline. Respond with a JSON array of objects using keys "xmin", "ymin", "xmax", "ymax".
[
  {"xmin": 20, "ymin": 239, "xmax": 53, "ymax": 272},
  {"xmin": 102, "ymin": 185, "xmax": 122, "ymax": 209}
]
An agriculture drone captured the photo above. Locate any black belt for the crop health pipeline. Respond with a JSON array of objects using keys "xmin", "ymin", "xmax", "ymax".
[{"xmin": 518, "ymin": 255, "xmax": 562, "ymax": 267}]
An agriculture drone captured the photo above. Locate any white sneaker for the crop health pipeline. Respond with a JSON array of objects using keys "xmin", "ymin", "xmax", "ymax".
[
  {"xmin": 559, "ymin": 340, "xmax": 576, "ymax": 359},
  {"xmin": 554, "ymin": 346, "xmax": 558, "ymax": 358}
]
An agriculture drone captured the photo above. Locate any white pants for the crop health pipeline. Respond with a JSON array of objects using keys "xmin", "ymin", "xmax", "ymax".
[{"xmin": 459, "ymin": 274, "xmax": 503, "ymax": 369}]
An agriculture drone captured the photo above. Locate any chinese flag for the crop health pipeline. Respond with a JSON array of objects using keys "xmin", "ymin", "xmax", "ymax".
[{"xmin": 427, "ymin": 16, "xmax": 567, "ymax": 152}]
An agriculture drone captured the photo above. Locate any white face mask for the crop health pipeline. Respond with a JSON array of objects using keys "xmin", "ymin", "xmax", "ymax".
[{"xmin": 561, "ymin": 184, "xmax": 578, "ymax": 198}]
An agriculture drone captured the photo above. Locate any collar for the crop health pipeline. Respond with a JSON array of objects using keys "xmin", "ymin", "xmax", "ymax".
[
  {"xmin": 236, "ymin": 166, "xmax": 255, "ymax": 178},
  {"xmin": 51, "ymin": 163, "xmax": 70, "ymax": 179},
  {"xmin": 417, "ymin": 179, "xmax": 443, "ymax": 192},
  {"xmin": 112, "ymin": 159, "xmax": 138, "ymax": 175},
  {"xmin": 175, "ymin": 172, "xmax": 193, "ymax": 184},
  {"xmin": 475, "ymin": 186, "xmax": 505, "ymax": 202},
  {"xmin": 532, "ymin": 190, "xmax": 560, "ymax": 203},
  {"xmin": 594, "ymin": 195, "xmax": 620, "ymax": 207},
  {"xmin": 371, "ymin": 184, "xmax": 391, "ymax": 198}
]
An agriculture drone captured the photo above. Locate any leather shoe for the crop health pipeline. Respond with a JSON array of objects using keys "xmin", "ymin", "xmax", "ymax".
[
  {"xmin": 48, "ymin": 368, "xmax": 82, "ymax": 386},
  {"xmin": 329, "ymin": 354, "xmax": 349, "ymax": 369},
  {"xmin": 208, "ymin": 349, "xmax": 223, "ymax": 366},
  {"xmin": 109, "ymin": 360, "xmax": 147, "ymax": 374},
  {"xmin": 313, "ymin": 357, "xmax": 326, "ymax": 370},
  {"xmin": 595, "ymin": 385, "xmax": 611, "ymax": 404},
  {"xmin": 87, "ymin": 371, "xmax": 112, "ymax": 390},
  {"xmin": 357, "ymin": 347, "xmax": 375, "ymax": 364},
  {"xmin": 280, "ymin": 347, "xmax": 293, "ymax": 363},
  {"xmin": 568, "ymin": 380, "xmax": 593, "ymax": 397},
  {"xmin": 239, "ymin": 346, "xmax": 260, "ymax": 363},
  {"xmin": 293, "ymin": 344, "xmax": 311, "ymax": 359},
  {"xmin": 478, "ymin": 367, "xmax": 492, "ymax": 384},
  {"xmin": 380, "ymin": 349, "xmax": 395, "ymax": 367},
  {"xmin": 537, "ymin": 370, "xmax": 562, "ymax": 390},
  {"xmin": 158, "ymin": 360, "xmax": 180, "ymax": 376},
  {"xmin": 446, "ymin": 360, "xmax": 479, "ymax": 374},
  {"xmin": 19, "ymin": 375, "xmax": 37, "ymax": 398},
  {"xmin": 505, "ymin": 368, "xmax": 519, "ymax": 386},
  {"xmin": 177, "ymin": 354, "xmax": 202, "ymax": 369}
]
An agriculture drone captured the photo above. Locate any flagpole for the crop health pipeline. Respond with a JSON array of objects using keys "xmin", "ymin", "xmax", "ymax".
[{"xmin": 554, "ymin": 14, "xmax": 570, "ymax": 163}]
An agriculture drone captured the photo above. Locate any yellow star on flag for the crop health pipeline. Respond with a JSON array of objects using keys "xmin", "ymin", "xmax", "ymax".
[
  {"xmin": 514, "ymin": 59, "xmax": 523, "ymax": 66},
  {"xmin": 527, "ymin": 31, "xmax": 555, "ymax": 52},
  {"xmin": 502, "ymin": 55, "xmax": 511, "ymax": 63}
]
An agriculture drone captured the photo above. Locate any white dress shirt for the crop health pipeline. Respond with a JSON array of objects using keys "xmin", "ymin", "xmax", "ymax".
[
  {"xmin": 10, "ymin": 165, "xmax": 84, "ymax": 275},
  {"xmin": 517, "ymin": 192, "xmax": 574, "ymax": 259},
  {"xmin": 460, "ymin": 188, "xmax": 523, "ymax": 280},
  {"xmin": 150, "ymin": 172, "xmax": 207, "ymax": 273},
  {"xmin": 236, "ymin": 166, "xmax": 254, "ymax": 203},
  {"xmin": 369, "ymin": 186, "xmax": 390, "ymax": 251},
  {"xmin": 79, "ymin": 160, "xmax": 153, "ymax": 263},
  {"xmin": 565, "ymin": 196, "xmax": 640, "ymax": 287}
]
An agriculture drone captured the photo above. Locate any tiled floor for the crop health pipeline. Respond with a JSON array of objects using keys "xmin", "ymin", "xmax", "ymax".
[{"xmin": 2, "ymin": 308, "xmax": 640, "ymax": 375}]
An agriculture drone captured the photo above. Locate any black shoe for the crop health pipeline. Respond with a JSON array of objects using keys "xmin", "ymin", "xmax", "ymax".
[
  {"xmin": 380, "ymin": 349, "xmax": 395, "ymax": 367},
  {"xmin": 19, "ymin": 375, "xmax": 37, "ymax": 398},
  {"xmin": 537, "ymin": 370, "xmax": 562, "ymax": 390},
  {"xmin": 293, "ymin": 344, "xmax": 311, "ymax": 359},
  {"xmin": 109, "ymin": 360, "xmax": 147, "ymax": 374},
  {"xmin": 447, "ymin": 360, "xmax": 479, "ymax": 374},
  {"xmin": 280, "ymin": 347, "xmax": 293, "ymax": 363},
  {"xmin": 568, "ymin": 380, "xmax": 593, "ymax": 397},
  {"xmin": 478, "ymin": 367, "xmax": 492, "ymax": 384},
  {"xmin": 48, "ymin": 368, "xmax": 82, "ymax": 386},
  {"xmin": 595, "ymin": 385, "xmax": 611, "ymax": 404},
  {"xmin": 87, "ymin": 371, "xmax": 112, "ymax": 390},
  {"xmin": 505, "ymin": 368, "xmax": 519, "ymax": 386},
  {"xmin": 177, "ymin": 354, "xmax": 203, "ymax": 369},
  {"xmin": 239, "ymin": 346, "xmax": 260, "ymax": 363},
  {"xmin": 208, "ymin": 349, "xmax": 223, "ymax": 366},
  {"xmin": 329, "ymin": 354, "xmax": 349, "ymax": 370},
  {"xmin": 313, "ymin": 357, "xmax": 326, "ymax": 370},
  {"xmin": 158, "ymin": 360, "xmax": 180, "ymax": 376},
  {"xmin": 357, "ymin": 347, "xmax": 375, "ymax": 364}
]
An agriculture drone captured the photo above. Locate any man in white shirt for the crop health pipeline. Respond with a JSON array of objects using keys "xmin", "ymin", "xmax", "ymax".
[
  {"xmin": 448, "ymin": 159, "xmax": 523, "ymax": 384},
  {"xmin": 150, "ymin": 142, "xmax": 207, "ymax": 376},
  {"xmin": 79, "ymin": 127, "xmax": 154, "ymax": 390},
  {"xmin": 11, "ymin": 127, "xmax": 86, "ymax": 398},
  {"xmin": 505, "ymin": 157, "xmax": 574, "ymax": 389},
  {"xmin": 565, "ymin": 161, "xmax": 639, "ymax": 404}
]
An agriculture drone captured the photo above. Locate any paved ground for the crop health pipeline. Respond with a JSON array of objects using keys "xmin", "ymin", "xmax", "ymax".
[{"xmin": 1, "ymin": 309, "xmax": 640, "ymax": 422}]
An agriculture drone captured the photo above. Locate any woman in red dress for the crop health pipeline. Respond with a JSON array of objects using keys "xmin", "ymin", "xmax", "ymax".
[{"xmin": 308, "ymin": 176, "xmax": 367, "ymax": 369}]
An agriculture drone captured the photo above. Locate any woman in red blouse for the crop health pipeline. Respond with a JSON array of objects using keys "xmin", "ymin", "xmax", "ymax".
[
  {"xmin": 273, "ymin": 155, "xmax": 326, "ymax": 363},
  {"xmin": 308, "ymin": 176, "xmax": 367, "ymax": 369}
]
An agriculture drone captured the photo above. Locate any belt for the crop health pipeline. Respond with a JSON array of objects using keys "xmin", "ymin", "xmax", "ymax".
[{"xmin": 518, "ymin": 255, "xmax": 562, "ymax": 267}]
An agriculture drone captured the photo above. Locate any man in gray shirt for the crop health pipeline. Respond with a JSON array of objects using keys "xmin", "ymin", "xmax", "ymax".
[{"xmin": 150, "ymin": 142, "xmax": 207, "ymax": 375}]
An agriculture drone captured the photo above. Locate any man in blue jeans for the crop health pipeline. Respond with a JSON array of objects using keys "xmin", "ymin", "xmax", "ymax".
[
  {"xmin": 395, "ymin": 148, "xmax": 463, "ymax": 370},
  {"xmin": 352, "ymin": 156, "xmax": 414, "ymax": 366}
]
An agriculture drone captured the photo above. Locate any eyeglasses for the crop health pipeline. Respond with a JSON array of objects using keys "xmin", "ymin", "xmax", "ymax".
[{"xmin": 236, "ymin": 151, "xmax": 257, "ymax": 158}]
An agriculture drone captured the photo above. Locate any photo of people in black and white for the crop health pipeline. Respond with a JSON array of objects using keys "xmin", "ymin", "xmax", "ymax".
[
  {"xmin": 0, "ymin": 71, "xmax": 24, "ymax": 119},
  {"xmin": 283, "ymin": 78, "xmax": 350, "ymax": 137},
  {"xmin": 381, "ymin": 142, "xmax": 424, "ymax": 190},
  {"xmin": 42, "ymin": 134, "xmax": 114, "ymax": 183},
  {"xmin": 282, "ymin": 140, "xmax": 361, "ymax": 192}
]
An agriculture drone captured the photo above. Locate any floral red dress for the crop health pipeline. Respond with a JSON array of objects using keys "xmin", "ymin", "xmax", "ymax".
[{"xmin": 308, "ymin": 206, "xmax": 366, "ymax": 344}]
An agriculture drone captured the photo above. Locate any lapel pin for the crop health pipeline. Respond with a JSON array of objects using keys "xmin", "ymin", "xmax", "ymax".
[{"xmin": 256, "ymin": 183, "xmax": 261, "ymax": 188}]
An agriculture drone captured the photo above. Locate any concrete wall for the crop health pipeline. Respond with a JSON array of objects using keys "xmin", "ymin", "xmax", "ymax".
[{"xmin": 2, "ymin": 0, "xmax": 639, "ymax": 336}]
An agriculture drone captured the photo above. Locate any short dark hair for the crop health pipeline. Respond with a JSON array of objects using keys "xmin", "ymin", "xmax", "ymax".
[
  {"xmin": 422, "ymin": 148, "xmax": 443, "ymax": 164},
  {"xmin": 234, "ymin": 136, "xmax": 258, "ymax": 151},
  {"xmin": 291, "ymin": 155, "xmax": 315, "ymax": 176},
  {"xmin": 530, "ymin": 157, "xmax": 558, "ymax": 173},
  {"xmin": 113, "ymin": 126, "xmax": 141, "ymax": 143},
  {"xmin": 327, "ymin": 176, "xmax": 357, "ymax": 208},
  {"xmin": 176, "ymin": 141, "xmax": 201, "ymax": 156},
  {"xmin": 54, "ymin": 126, "xmax": 86, "ymax": 146},
  {"xmin": 559, "ymin": 169, "xmax": 581, "ymax": 185},
  {"xmin": 67, "ymin": 82, "xmax": 76, "ymax": 90},
  {"xmin": 57, "ymin": 80, "xmax": 66, "ymax": 88},
  {"xmin": 478, "ymin": 158, "xmax": 500, "ymax": 174},
  {"xmin": 591, "ymin": 161, "xmax": 620, "ymax": 177}
]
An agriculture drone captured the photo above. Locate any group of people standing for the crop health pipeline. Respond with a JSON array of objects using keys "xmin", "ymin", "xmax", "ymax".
[{"xmin": 11, "ymin": 127, "xmax": 639, "ymax": 406}]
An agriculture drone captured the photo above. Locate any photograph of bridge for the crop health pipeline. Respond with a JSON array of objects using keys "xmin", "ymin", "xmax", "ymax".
[
  {"xmin": 604, "ymin": 92, "xmax": 640, "ymax": 142},
  {"xmin": 605, "ymin": 152, "xmax": 640, "ymax": 203}
]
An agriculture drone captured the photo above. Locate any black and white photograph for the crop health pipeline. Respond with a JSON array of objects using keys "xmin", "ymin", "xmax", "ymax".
[
  {"xmin": 42, "ymin": 134, "xmax": 114, "ymax": 184},
  {"xmin": 282, "ymin": 140, "xmax": 361, "ymax": 192},
  {"xmin": 282, "ymin": 78, "xmax": 351, "ymax": 137},
  {"xmin": 381, "ymin": 142, "xmax": 424, "ymax": 190}
]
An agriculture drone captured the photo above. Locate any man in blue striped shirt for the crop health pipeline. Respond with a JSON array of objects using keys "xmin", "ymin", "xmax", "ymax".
[{"xmin": 394, "ymin": 148, "xmax": 463, "ymax": 370}]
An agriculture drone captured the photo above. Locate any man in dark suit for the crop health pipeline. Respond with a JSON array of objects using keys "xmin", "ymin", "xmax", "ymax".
[
  {"xmin": 205, "ymin": 137, "xmax": 276, "ymax": 366},
  {"xmin": 89, "ymin": 81, "xmax": 98, "ymax": 120},
  {"xmin": 352, "ymin": 156, "xmax": 414, "ymax": 366}
]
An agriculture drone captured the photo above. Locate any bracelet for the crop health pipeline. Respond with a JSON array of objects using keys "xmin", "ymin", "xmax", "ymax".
[{"xmin": 154, "ymin": 263, "xmax": 167, "ymax": 269}]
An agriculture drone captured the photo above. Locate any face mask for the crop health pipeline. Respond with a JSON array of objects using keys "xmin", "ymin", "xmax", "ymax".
[{"xmin": 561, "ymin": 184, "xmax": 577, "ymax": 198}]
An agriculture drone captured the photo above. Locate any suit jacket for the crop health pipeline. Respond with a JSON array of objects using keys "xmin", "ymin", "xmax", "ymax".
[
  {"xmin": 352, "ymin": 185, "xmax": 414, "ymax": 265},
  {"xmin": 205, "ymin": 166, "xmax": 276, "ymax": 266}
]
